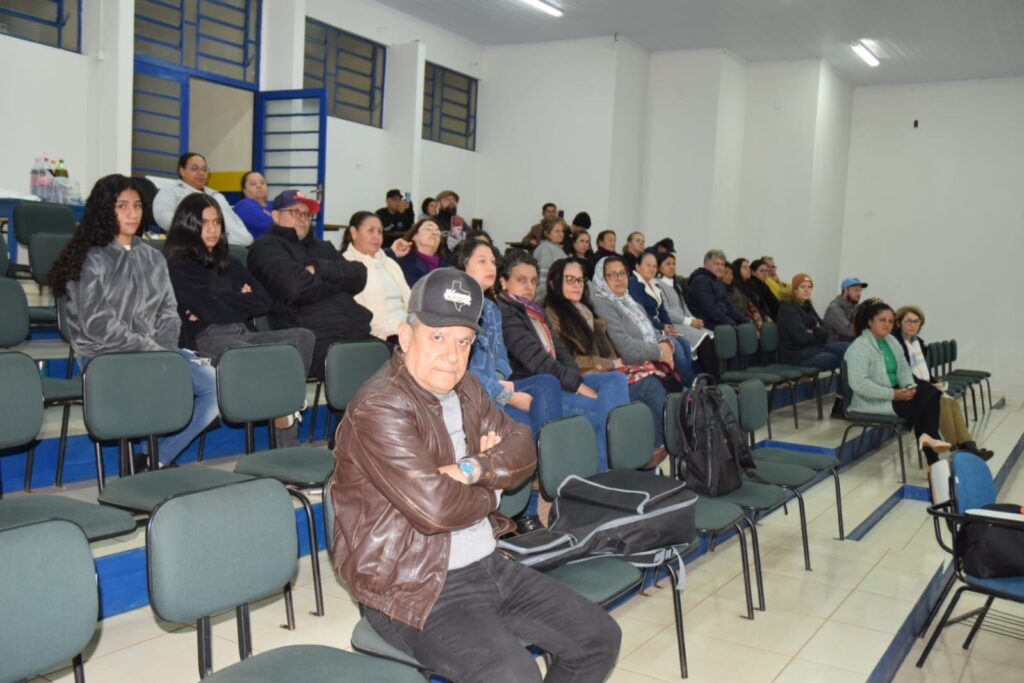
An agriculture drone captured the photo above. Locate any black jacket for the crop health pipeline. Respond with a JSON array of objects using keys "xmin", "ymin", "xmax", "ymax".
[
  {"xmin": 687, "ymin": 267, "xmax": 747, "ymax": 328},
  {"xmin": 167, "ymin": 256, "xmax": 272, "ymax": 350},
  {"xmin": 746, "ymin": 277, "xmax": 779, "ymax": 319},
  {"xmin": 497, "ymin": 296, "xmax": 582, "ymax": 392},
  {"xmin": 777, "ymin": 300, "xmax": 828, "ymax": 363},
  {"xmin": 247, "ymin": 226, "xmax": 371, "ymax": 341}
]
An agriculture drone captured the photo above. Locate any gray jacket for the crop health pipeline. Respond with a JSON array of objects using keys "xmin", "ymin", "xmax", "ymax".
[
  {"xmin": 533, "ymin": 240, "xmax": 566, "ymax": 302},
  {"xmin": 845, "ymin": 330, "xmax": 914, "ymax": 416},
  {"xmin": 654, "ymin": 276, "xmax": 713, "ymax": 350},
  {"xmin": 591, "ymin": 292, "xmax": 667, "ymax": 366},
  {"xmin": 823, "ymin": 294, "xmax": 855, "ymax": 343},
  {"xmin": 66, "ymin": 238, "xmax": 181, "ymax": 359}
]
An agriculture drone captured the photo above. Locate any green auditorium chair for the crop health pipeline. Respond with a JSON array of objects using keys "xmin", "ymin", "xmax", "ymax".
[
  {"xmin": 10, "ymin": 201, "xmax": 75, "ymax": 280},
  {"xmin": 27, "ymin": 232, "xmax": 70, "ymax": 327},
  {"xmin": 758, "ymin": 321, "xmax": 831, "ymax": 420},
  {"xmin": 218, "ymin": 344, "xmax": 335, "ymax": 618},
  {"xmin": 322, "ymin": 339, "xmax": 392, "ymax": 441},
  {"xmin": 0, "ymin": 519, "xmax": 99, "ymax": 683},
  {"xmin": 146, "ymin": 478, "xmax": 421, "ymax": 682},
  {"xmin": 836, "ymin": 360, "xmax": 914, "ymax": 483},
  {"xmin": 714, "ymin": 324, "xmax": 782, "ymax": 437}
]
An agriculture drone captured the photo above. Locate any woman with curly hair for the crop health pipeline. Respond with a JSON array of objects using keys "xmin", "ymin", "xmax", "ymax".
[
  {"xmin": 50, "ymin": 174, "xmax": 218, "ymax": 469},
  {"xmin": 164, "ymin": 193, "xmax": 315, "ymax": 445}
]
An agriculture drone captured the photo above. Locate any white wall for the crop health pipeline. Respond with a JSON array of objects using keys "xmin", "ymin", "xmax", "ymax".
[
  {"xmin": 606, "ymin": 38, "xmax": 650, "ymax": 232},
  {"xmin": 421, "ymin": 140, "xmax": 480, "ymax": 220},
  {"xmin": 189, "ymin": 78, "xmax": 254, "ymax": 173},
  {"xmin": 841, "ymin": 77, "xmax": 1024, "ymax": 400}
]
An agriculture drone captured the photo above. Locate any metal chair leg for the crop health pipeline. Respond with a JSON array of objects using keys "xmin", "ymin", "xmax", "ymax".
[
  {"xmin": 734, "ymin": 522, "xmax": 754, "ymax": 620},
  {"xmin": 93, "ymin": 441, "xmax": 106, "ymax": 492},
  {"xmin": 666, "ymin": 562, "xmax": 688, "ymax": 679},
  {"xmin": 288, "ymin": 489, "xmax": 325, "ymax": 616},
  {"xmin": 788, "ymin": 381, "xmax": 799, "ymax": 429},
  {"xmin": 282, "ymin": 583, "xmax": 296, "ymax": 630},
  {"xmin": 917, "ymin": 586, "xmax": 966, "ymax": 667},
  {"xmin": 73, "ymin": 653, "xmax": 85, "ymax": 683},
  {"xmin": 23, "ymin": 443, "xmax": 35, "ymax": 492},
  {"xmin": 896, "ymin": 428, "xmax": 907, "ymax": 484},
  {"xmin": 814, "ymin": 375, "xmax": 824, "ymax": 420},
  {"xmin": 55, "ymin": 403, "xmax": 72, "ymax": 487},
  {"xmin": 968, "ymin": 385, "xmax": 978, "ymax": 422},
  {"xmin": 791, "ymin": 489, "xmax": 812, "ymax": 571},
  {"xmin": 307, "ymin": 381, "xmax": 322, "ymax": 444},
  {"xmin": 832, "ymin": 468, "xmax": 845, "ymax": 540},
  {"xmin": 918, "ymin": 571, "xmax": 957, "ymax": 637},
  {"xmin": 746, "ymin": 513, "xmax": 766, "ymax": 611},
  {"xmin": 708, "ymin": 531, "xmax": 719, "ymax": 552},
  {"xmin": 963, "ymin": 595, "xmax": 995, "ymax": 649}
]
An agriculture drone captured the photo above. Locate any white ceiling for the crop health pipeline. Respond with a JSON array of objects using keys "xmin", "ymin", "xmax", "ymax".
[{"xmin": 373, "ymin": 0, "xmax": 1024, "ymax": 86}]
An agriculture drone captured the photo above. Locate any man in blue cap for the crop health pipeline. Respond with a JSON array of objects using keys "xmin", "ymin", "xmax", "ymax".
[{"xmin": 824, "ymin": 277, "xmax": 868, "ymax": 343}]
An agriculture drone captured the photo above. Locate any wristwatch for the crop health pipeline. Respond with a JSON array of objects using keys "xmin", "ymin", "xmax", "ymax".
[{"xmin": 459, "ymin": 459, "xmax": 480, "ymax": 484}]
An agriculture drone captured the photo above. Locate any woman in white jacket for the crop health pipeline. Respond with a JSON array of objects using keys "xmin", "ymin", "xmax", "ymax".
[{"xmin": 342, "ymin": 211, "xmax": 411, "ymax": 345}]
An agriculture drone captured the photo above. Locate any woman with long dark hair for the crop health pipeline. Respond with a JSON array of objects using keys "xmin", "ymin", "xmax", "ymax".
[
  {"xmin": 732, "ymin": 257, "xmax": 774, "ymax": 322},
  {"xmin": 845, "ymin": 298, "xmax": 950, "ymax": 464},
  {"xmin": 50, "ymin": 174, "xmax": 219, "ymax": 468},
  {"xmin": 545, "ymin": 257, "xmax": 668, "ymax": 452},
  {"xmin": 341, "ymin": 210, "xmax": 411, "ymax": 345},
  {"xmin": 748, "ymin": 258, "xmax": 780, "ymax": 319}
]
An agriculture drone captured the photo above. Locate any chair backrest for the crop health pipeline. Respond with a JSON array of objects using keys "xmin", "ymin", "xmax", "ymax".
[
  {"xmin": 12, "ymin": 201, "xmax": 76, "ymax": 247},
  {"xmin": 0, "ymin": 278, "xmax": 30, "ymax": 347},
  {"xmin": 736, "ymin": 379, "xmax": 767, "ymax": 433},
  {"xmin": 537, "ymin": 415, "xmax": 598, "ymax": 499},
  {"xmin": 0, "ymin": 352, "xmax": 44, "ymax": 449},
  {"xmin": 714, "ymin": 324, "xmax": 737, "ymax": 362},
  {"xmin": 131, "ymin": 176, "xmax": 159, "ymax": 231},
  {"xmin": 938, "ymin": 340, "xmax": 951, "ymax": 374},
  {"xmin": 227, "ymin": 244, "xmax": 249, "ymax": 264},
  {"xmin": 147, "ymin": 478, "xmax": 297, "ymax": 624},
  {"xmin": 325, "ymin": 340, "xmax": 392, "ymax": 411},
  {"xmin": 719, "ymin": 383, "xmax": 739, "ymax": 420},
  {"xmin": 0, "ymin": 519, "xmax": 97, "ymax": 683},
  {"xmin": 217, "ymin": 344, "xmax": 306, "ymax": 424},
  {"xmin": 664, "ymin": 392, "xmax": 683, "ymax": 456},
  {"xmin": 83, "ymin": 351, "xmax": 194, "ymax": 441},
  {"xmin": 736, "ymin": 323, "xmax": 759, "ymax": 358},
  {"xmin": 498, "ymin": 477, "xmax": 533, "ymax": 518},
  {"xmin": 949, "ymin": 339, "xmax": 959, "ymax": 365},
  {"xmin": 607, "ymin": 401, "xmax": 656, "ymax": 470},
  {"xmin": 951, "ymin": 451, "xmax": 996, "ymax": 514},
  {"xmin": 56, "ymin": 294, "xmax": 72, "ymax": 343},
  {"xmin": 28, "ymin": 233, "xmax": 71, "ymax": 287},
  {"xmin": 929, "ymin": 459, "xmax": 952, "ymax": 506},
  {"xmin": 759, "ymin": 321, "xmax": 780, "ymax": 356},
  {"xmin": 0, "ymin": 231, "xmax": 9, "ymax": 278}
]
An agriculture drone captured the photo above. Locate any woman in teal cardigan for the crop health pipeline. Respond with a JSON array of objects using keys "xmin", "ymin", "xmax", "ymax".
[{"xmin": 844, "ymin": 299, "xmax": 950, "ymax": 464}]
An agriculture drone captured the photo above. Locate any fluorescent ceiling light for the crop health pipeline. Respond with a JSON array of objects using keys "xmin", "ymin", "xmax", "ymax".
[
  {"xmin": 851, "ymin": 41, "xmax": 880, "ymax": 67},
  {"xmin": 520, "ymin": 0, "xmax": 563, "ymax": 18}
]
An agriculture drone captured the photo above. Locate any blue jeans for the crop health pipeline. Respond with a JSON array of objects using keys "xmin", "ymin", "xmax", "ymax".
[
  {"xmin": 628, "ymin": 375, "xmax": 668, "ymax": 448},
  {"xmin": 503, "ymin": 374, "xmax": 563, "ymax": 440},
  {"xmin": 668, "ymin": 335, "xmax": 696, "ymax": 385},
  {"xmin": 803, "ymin": 342, "xmax": 850, "ymax": 371},
  {"xmin": 561, "ymin": 372, "xmax": 630, "ymax": 471},
  {"xmin": 157, "ymin": 349, "xmax": 220, "ymax": 465}
]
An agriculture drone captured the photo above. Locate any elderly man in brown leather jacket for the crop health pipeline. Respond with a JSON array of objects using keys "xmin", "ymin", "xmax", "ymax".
[{"xmin": 330, "ymin": 268, "xmax": 621, "ymax": 683}]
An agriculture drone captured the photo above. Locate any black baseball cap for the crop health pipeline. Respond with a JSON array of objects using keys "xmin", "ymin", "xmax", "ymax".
[
  {"xmin": 407, "ymin": 268, "xmax": 483, "ymax": 332},
  {"xmin": 272, "ymin": 189, "xmax": 321, "ymax": 214}
]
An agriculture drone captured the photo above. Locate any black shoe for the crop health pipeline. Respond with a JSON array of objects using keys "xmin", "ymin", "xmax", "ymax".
[
  {"xmin": 960, "ymin": 441, "xmax": 995, "ymax": 461},
  {"xmin": 132, "ymin": 451, "xmax": 151, "ymax": 473},
  {"xmin": 830, "ymin": 397, "xmax": 845, "ymax": 419},
  {"xmin": 515, "ymin": 515, "xmax": 544, "ymax": 535}
]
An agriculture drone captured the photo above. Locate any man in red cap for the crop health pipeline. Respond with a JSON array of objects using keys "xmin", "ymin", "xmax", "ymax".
[{"xmin": 247, "ymin": 189, "xmax": 372, "ymax": 379}]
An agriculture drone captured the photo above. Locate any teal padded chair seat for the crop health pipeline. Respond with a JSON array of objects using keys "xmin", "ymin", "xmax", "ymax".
[
  {"xmin": 98, "ymin": 468, "xmax": 253, "ymax": 513},
  {"xmin": 721, "ymin": 369, "xmax": 782, "ymax": 385},
  {"xmin": 546, "ymin": 557, "xmax": 644, "ymax": 604},
  {"xmin": 694, "ymin": 497, "xmax": 747, "ymax": 531},
  {"xmin": 204, "ymin": 644, "xmax": 422, "ymax": 683},
  {"xmin": 760, "ymin": 364, "xmax": 805, "ymax": 380},
  {"xmin": 846, "ymin": 411, "xmax": 906, "ymax": 424},
  {"xmin": 233, "ymin": 448, "xmax": 335, "ymax": 485},
  {"xmin": 754, "ymin": 447, "xmax": 839, "ymax": 472},
  {"xmin": 41, "ymin": 375, "xmax": 82, "ymax": 401},
  {"xmin": 0, "ymin": 495, "xmax": 136, "ymax": 541},
  {"xmin": 718, "ymin": 480, "xmax": 790, "ymax": 510},
  {"xmin": 746, "ymin": 460, "xmax": 816, "ymax": 488},
  {"xmin": 352, "ymin": 618, "xmax": 422, "ymax": 668}
]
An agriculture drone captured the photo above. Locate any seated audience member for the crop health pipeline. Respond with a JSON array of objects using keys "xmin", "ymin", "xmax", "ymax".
[
  {"xmin": 546, "ymin": 258, "xmax": 668, "ymax": 451},
  {"xmin": 521, "ymin": 202, "xmax": 558, "ymax": 248},
  {"xmin": 733, "ymin": 257, "xmax": 775, "ymax": 322},
  {"xmin": 51, "ymin": 174, "xmax": 218, "ymax": 468},
  {"xmin": 455, "ymin": 240, "xmax": 561, "ymax": 439},
  {"xmin": 394, "ymin": 219, "xmax": 448, "ymax": 287},
  {"xmin": 895, "ymin": 305, "xmax": 993, "ymax": 460},
  {"xmin": 232, "ymin": 171, "xmax": 273, "ymax": 239},
  {"xmin": 762, "ymin": 255, "xmax": 791, "ymax": 299},
  {"xmin": 568, "ymin": 229, "xmax": 595, "ymax": 279},
  {"xmin": 721, "ymin": 260, "xmax": 761, "ymax": 329},
  {"xmin": 777, "ymin": 274, "xmax": 848, "ymax": 370},
  {"xmin": 434, "ymin": 189, "xmax": 466, "ymax": 252},
  {"xmin": 654, "ymin": 252, "xmax": 717, "ymax": 376},
  {"xmin": 628, "ymin": 252, "xmax": 697, "ymax": 381},
  {"xmin": 330, "ymin": 267, "xmax": 621, "ymax": 683},
  {"xmin": 649, "ymin": 238, "xmax": 675, "ymax": 256},
  {"xmin": 153, "ymin": 152, "xmax": 252, "ymax": 245},
  {"xmin": 592, "ymin": 256, "xmax": 682, "ymax": 389},
  {"xmin": 621, "ymin": 231, "xmax": 646, "ymax": 272},
  {"xmin": 247, "ymin": 190, "xmax": 371, "ymax": 380},
  {"xmin": 532, "ymin": 217, "xmax": 568, "ymax": 301},
  {"xmin": 748, "ymin": 258, "xmax": 781, "ymax": 319},
  {"xmin": 824, "ymin": 277, "xmax": 867, "ymax": 343},
  {"xmin": 375, "ymin": 188, "xmax": 415, "ymax": 238},
  {"xmin": 465, "ymin": 228, "xmax": 494, "ymax": 246},
  {"xmin": 688, "ymin": 249, "xmax": 748, "ymax": 329},
  {"xmin": 418, "ymin": 196, "xmax": 437, "ymax": 222},
  {"xmin": 594, "ymin": 229, "xmax": 617, "ymax": 260},
  {"xmin": 498, "ymin": 251, "xmax": 629, "ymax": 471},
  {"xmin": 342, "ymin": 211, "xmax": 412, "ymax": 345},
  {"xmin": 569, "ymin": 211, "xmax": 591, "ymax": 236},
  {"xmin": 164, "ymin": 193, "xmax": 315, "ymax": 446},
  {"xmin": 845, "ymin": 299, "xmax": 950, "ymax": 465}
]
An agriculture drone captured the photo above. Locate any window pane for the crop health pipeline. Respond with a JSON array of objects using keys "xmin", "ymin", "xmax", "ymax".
[
  {"xmin": 306, "ymin": 18, "xmax": 385, "ymax": 129},
  {"xmin": 423, "ymin": 62, "xmax": 477, "ymax": 151},
  {"xmin": 0, "ymin": 0, "xmax": 81, "ymax": 52}
]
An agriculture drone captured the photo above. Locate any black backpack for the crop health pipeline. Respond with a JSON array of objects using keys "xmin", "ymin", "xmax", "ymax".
[{"xmin": 675, "ymin": 375, "xmax": 756, "ymax": 496}]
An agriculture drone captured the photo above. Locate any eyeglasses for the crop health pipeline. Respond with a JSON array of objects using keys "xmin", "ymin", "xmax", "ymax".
[
  {"xmin": 902, "ymin": 318, "xmax": 922, "ymax": 326},
  {"xmin": 281, "ymin": 209, "xmax": 313, "ymax": 221},
  {"xmin": 563, "ymin": 275, "xmax": 585, "ymax": 286},
  {"xmin": 605, "ymin": 271, "xmax": 628, "ymax": 280}
]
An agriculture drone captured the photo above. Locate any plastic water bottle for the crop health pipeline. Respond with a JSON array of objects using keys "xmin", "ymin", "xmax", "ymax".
[{"xmin": 30, "ymin": 157, "xmax": 43, "ymax": 196}]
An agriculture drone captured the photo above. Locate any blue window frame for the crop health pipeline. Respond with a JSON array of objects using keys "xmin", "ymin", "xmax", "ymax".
[
  {"xmin": 304, "ymin": 18, "xmax": 385, "ymax": 128},
  {"xmin": 0, "ymin": 0, "xmax": 80, "ymax": 53},
  {"xmin": 134, "ymin": 0, "xmax": 261, "ymax": 89},
  {"xmin": 423, "ymin": 62, "xmax": 477, "ymax": 151},
  {"xmin": 131, "ymin": 62, "xmax": 188, "ymax": 179}
]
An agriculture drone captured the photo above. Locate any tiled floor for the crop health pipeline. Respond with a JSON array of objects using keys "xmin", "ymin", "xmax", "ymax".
[{"xmin": 9, "ymin": 312, "xmax": 1022, "ymax": 682}]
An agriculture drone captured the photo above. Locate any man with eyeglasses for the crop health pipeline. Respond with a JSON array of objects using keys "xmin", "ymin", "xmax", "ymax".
[
  {"xmin": 152, "ymin": 151, "xmax": 253, "ymax": 246},
  {"xmin": 247, "ymin": 190, "xmax": 372, "ymax": 379},
  {"xmin": 823, "ymin": 277, "xmax": 868, "ymax": 344}
]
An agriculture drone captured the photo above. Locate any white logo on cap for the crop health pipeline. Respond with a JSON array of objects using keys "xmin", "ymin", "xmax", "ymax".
[{"xmin": 444, "ymin": 280, "xmax": 473, "ymax": 311}]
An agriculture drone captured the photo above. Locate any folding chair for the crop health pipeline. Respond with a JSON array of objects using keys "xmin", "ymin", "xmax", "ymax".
[{"xmin": 836, "ymin": 360, "xmax": 914, "ymax": 483}]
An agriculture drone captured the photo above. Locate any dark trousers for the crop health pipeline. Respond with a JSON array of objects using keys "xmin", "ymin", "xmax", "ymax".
[
  {"xmin": 892, "ymin": 382, "xmax": 943, "ymax": 464},
  {"xmin": 364, "ymin": 553, "xmax": 622, "ymax": 683}
]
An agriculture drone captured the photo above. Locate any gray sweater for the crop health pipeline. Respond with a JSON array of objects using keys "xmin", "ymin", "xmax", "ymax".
[
  {"xmin": 533, "ymin": 240, "xmax": 566, "ymax": 302},
  {"xmin": 66, "ymin": 238, "xmax": 181, "ymax": 359},
  {"xmin": 823, "ymin": 294, "xmax": 855, "ymax": 343},
  {"xmin": 591, "ymin": 292, "xmax": 667, "ymax": 366},
  {"xmin": 844, "ymin": 330, "xmax": 914, "ymax": 416}
]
